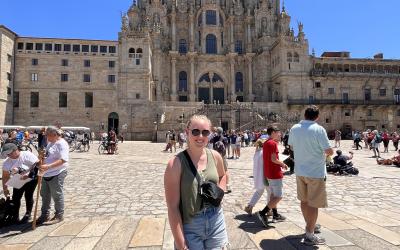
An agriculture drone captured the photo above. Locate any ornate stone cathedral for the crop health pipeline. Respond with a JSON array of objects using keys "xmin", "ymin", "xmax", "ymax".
[{"xmin": 1, "ymin": 0, "xmax": 400, "ymax": 140}]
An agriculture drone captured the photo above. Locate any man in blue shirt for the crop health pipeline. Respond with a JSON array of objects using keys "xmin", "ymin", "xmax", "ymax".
[{"xmin": 288, "ymin": 105, "xmax": 333, "ymax": 246}]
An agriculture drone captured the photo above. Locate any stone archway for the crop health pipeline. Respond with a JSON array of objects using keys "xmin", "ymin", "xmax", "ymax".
[
  {"xmin": 108, "ymin": 112, "xmax": 119, "ymax": 134},
  {"xmin": 197, "ymin": 72, "xmax": 226, "ymax": 104}
]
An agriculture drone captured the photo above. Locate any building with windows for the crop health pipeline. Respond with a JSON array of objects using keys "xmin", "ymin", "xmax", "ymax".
[{"xmin": 1, "ymin": 0, "xmax": 400, "ymax": 140}]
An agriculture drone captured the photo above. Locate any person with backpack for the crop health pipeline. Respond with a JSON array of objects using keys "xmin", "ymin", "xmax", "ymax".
[
  {"xmin": 211, "ymin": 127, "xmax": 231, "ymax": 193},
  {"xmin": 372, "ymin": 130, "xmax": 382, "ymax": 158}
]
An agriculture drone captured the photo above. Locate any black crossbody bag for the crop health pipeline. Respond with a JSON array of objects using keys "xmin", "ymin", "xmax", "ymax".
[{"xmin": 183, "ymin": 150, "xmax": 224, "ymax": 207}]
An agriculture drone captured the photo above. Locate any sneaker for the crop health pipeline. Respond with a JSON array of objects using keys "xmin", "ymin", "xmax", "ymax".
[
  {"xmin": 314, "ymin": 224, "xmax": 321, "ymax": 234},
  {"xmin": 47, "ymin": 215, "xmax": 64, "ymax": 225},
  {"xmin": 303, "ymin": 234, "xmax": 326, "ymax": 246},
  {"xmin": 272, "ymin": 213, "xmax": 286, "ymax": 222},
  {"xmin": 244, "ymin": 205, "xmax": 253, "ymax": 215},
  {"xmin": 19, "ymin": 214, "xmax": 31, "ymax": 224},
  {"xmin": 256, "ymin": 211, "xmax": 268, "ymax": 228},
  {"xmin": 36, "ymin": 214, "xmax": 50, "ymax": 225}
]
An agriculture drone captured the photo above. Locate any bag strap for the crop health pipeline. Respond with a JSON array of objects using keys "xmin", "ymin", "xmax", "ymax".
[{"xmin": 183, "ymin": 150, "xmax": 202, "ymax": 190}]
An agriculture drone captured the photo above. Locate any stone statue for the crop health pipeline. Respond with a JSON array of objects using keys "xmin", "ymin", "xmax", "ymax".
[
  {"xmin": 298, "ymin": 22, "xmax": 304, "ymax": 33},
  {"xmin": 122, "ymin": 14, "xmax": 129, "ymax": 31},
  {"xmin": 261, "ymin": 17, "xmax": 268, "ymax": 35},
  {"xmin": 153, "ymin": 13, "xmax": 160, "ymax": 25}
]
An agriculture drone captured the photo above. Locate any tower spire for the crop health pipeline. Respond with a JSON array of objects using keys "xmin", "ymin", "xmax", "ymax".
[{"xmin": 282, "ymin": 0, "xmax": 285, "ymax": 12}]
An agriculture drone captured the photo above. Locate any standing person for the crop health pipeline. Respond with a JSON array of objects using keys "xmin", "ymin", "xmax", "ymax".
[
  {"xmin": 90, "ymin": 131, "xmax": 95, "ymax": 144},
  {"xmin": 371, "ymin": 130, "xmax": 382, "ymax": 158},
  {"xmin": 382, "ymin": 130, "xmax": 390, "ymax": 153},
  {"xmin": 108, "ymin": 129, "xmax": 117, "ymax": 154},
  {"xmin": 256, "ymin": 126, "xmax": 288, "ymax": 227},
  {"xmin": 211, "ymin": 127, "xmax": 231, "ymax": 193},
  {"xmin": 164, "ymin": 115, "xmax": 228, "ymax": 250},
  {"xmin": 229, "ymin": 131, "xmax": 237, "ymax": 159},
  {"xmin": 244, "ymin": 138, "xmax": 271, "ymax": 216},
  {"xmin": 235, "ymin": 132, "xmax": 242, "ymax": 159},
  {"xmin": 363, "ymin": 130, "xmax": 370, "ymax": 149},
  {"xmin": 354, "ymin": 131, "xmax": 362, "ymax": 150},
  {"xmin": 170, "ymin": 130, "xmax": 177, "ymax": 153},
  {"xmin": 392, "ymin": 132, "xmax": 399, "ymax": 151},
  {"xmin": 37, "ymin": 127, "xmax": 47, "ymax": 150},
  {"xmin": 1, "ymin": 143, "xmax": 39, "ymax": 224},
  {"xmin": 288, "ymin": 106, "xmax": 333, "ymax": 246},
  {"xmin": 36, "ymin": 127, "xmax": 69, "ymax": 224},
  {"xmin": 334, "ymin": 129, "xmax": 341, "ymax": 148},
  {"xmin": 225, "ymin": 130, "xmax": 231, "ymax": 159}
]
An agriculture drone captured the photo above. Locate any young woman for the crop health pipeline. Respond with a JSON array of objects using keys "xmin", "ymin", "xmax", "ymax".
[{"xmin": 164, "ymin": 115, "xmax": 228, "ymax": 250}]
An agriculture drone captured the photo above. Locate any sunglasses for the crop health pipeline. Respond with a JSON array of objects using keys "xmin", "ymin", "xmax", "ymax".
[{"xmin": 191, "ymin": 129, "xmax": 211, "ymax": 137}]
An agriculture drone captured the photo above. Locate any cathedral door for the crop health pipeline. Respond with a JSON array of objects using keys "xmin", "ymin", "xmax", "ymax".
[
  {"xmin": 213, "ymin": 88, "xmax": 224, "ymax": 104},
  {"xmin": 108, "ymin": 112, "xmax": 119, "ymax": 134},
  {"xmin": 198, "ymin": 88, "xmax": 210, "ymax": 104}
]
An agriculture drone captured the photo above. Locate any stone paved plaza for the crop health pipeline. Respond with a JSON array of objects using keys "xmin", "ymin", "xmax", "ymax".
[{"xmin": 1, "ymin": 140, "xmax": 400, "ymax": 250}]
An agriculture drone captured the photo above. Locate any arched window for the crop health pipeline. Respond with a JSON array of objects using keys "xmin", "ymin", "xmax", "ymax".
[
  {"xmin": 287, "ymin": 52, "xmax": 292, "ymax": 62},
  {"xmin": 179, "ymin": 71, "xmax": 188, "ymax": 91},
  {"xmin": 206, "ymin": 34, "xmax": 217, "ymax": 54},
  {"xmin": 235, "ymin": 40, "xmax": 243, "ymax": 54},
  {"xmin": 199, "ymin": 73, "xmax": 211, "ymax": 83},
  {"xmin": 206, "ymin": 10, "xmax": 216, "ymax": 25},
  {"xmin": 235, "ymin": 72, "xmax": 243, "ymax": 92},
  {"xmin": 137, "ymin": 48, "xmax": 143, "ymax": 53},
  {"xmin": 212, "ymin": 74, "xmax": 223, "ymax": 82},
  {"xmin": 179, "ymin": 39, "xmax": 187, "ymax": 54},
  {"xmin": 294, "ymin": 53, "xmax": 299, "ymax": 62},
  {"xmin": 129, "ymin": 48, "xmax": 135, "ymax": 58}
]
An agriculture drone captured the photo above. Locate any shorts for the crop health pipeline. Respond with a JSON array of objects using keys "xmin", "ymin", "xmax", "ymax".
[
  {"xmin": 296, "ymin": 176, "xmax": 327, "ymax": 208},
  {"xmin": 267, "ymin": 179, "xmax": 283, "ymax": 198},
  {"xmin": 183, "ymin": 206, "xmax": 228, "ymax": 250},
  {"xmin": 235, "ymin": 144, "xmax": 241, "ymax": 149}
]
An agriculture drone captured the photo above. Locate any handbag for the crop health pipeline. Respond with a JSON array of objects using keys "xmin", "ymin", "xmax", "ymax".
[{"xmin": 183, "ymin": 150, "xmax": 224, "ymax": 207}]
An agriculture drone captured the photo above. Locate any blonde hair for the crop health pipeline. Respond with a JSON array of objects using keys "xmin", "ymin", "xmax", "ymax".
[{"xmin": 186, "ymin": 115, "xmax": 212, "ymax": 129}]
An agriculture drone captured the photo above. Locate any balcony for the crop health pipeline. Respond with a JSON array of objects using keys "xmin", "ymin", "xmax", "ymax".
[
  {"xmin": 287, "ymin": 99, "xmax": 400, "ymax": 106},
  {"xmin": 310, "ymin": 69, "xmax": 400, "ymax": 78}
]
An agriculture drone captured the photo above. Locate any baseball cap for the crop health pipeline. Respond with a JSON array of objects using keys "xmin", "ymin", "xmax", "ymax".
[{"xmin": 1, "ymin": 143, "xmax": 18, "ymax": 158}]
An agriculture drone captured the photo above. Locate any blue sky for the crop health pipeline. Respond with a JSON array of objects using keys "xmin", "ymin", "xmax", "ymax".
[{"xmin": 1, "ymin": 0, "xmax": 399, "ymax": 59}]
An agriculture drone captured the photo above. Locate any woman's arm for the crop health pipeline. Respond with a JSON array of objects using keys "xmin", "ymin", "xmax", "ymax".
[
  {"xmin": 2, "ymin": 170, "xmax": 10, "ymax": 197},
  {"xmin": 211, "ymin": 151, "xmax": 227, "ymax": 190},
  {"xmin": 164, "ymin": 157, "xmax": 187, "ymax": 250}
]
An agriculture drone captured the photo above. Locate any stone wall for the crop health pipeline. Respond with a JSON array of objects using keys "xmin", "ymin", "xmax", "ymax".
[{"xmin": 0, "ymin": 27, "xmax": 15, "ymax": 125}]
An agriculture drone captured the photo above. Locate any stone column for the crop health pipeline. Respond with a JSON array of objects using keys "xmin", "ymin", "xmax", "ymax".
[
  {"xmin": 189, "ymin": 13, "xmax": 194, "ymax": 52},
  {"xmin": 171, "ymin": 10, "xmax": 177, "ymax": 51},
  {"xmin": 170, "ymin": 52, "xmax": 178, "ymax": 101},
  {"xmin": 246, "ymin": 16, "xmax": 252, "ymax": 53},
  {"xmin": 189, "ymin": 53, "xmax": 196, "ymax": 101},
  {"xmin": 229, "ymin": 53, "xmax": 236, "ymax": 102},
  {"xmin": 216, "ymin": 11, "xmax": 220, "ymax": 26},
  {"xmin": 230, "ymin": 18, "xmax": 234, "ymax": 52},
  {"xmin": 210, "ymin": 72, "xmax": 214, "ymax": 103},
  {"xmin": 246, "ymin": 53, "xmax": 255, "ymax": 101}
]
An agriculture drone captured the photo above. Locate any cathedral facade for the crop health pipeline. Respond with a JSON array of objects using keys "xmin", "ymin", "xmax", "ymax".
[{"xmin": 1, "ymin": 0, "xmax": 400, "ymax": 140}]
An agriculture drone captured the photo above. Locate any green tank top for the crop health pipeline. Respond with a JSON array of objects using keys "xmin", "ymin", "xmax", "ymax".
[{"xmin": 178, "ymin": 149, "xmax": 219, "ymax": 224}]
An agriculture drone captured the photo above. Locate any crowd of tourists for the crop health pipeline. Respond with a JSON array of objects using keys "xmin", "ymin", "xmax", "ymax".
[{"xmin": 164, "ymin": 105, "xmax": 333, "ymax": 248}]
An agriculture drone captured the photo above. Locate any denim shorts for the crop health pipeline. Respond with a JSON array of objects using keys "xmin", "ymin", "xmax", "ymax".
[
  {"xmin": 183, "ymin": 206, "xmax": 229, "ymax": 250},
  {"xmin": 267, "ymin": 178, "xmax": 283, "ymax": 198}
]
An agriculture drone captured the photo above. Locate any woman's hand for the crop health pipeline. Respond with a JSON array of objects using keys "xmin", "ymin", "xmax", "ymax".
[{"xmin": 39, "ymin": 164, "xmax": 50, "ymax": 172}]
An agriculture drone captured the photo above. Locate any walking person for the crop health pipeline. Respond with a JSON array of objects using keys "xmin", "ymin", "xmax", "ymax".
[
  {"xmin": 288, "ymin": 106, "xmax": 334, "ymax": 245},
  {"xmin": 392, "ymin": 132, "xmax": 399, "ymax": 151},
  {"xmin": 164, "ymin": 115, "xmax": 228, "ymax": 250},
  {"xmin": 256, "ymin": 126, "xmax": 288, "ymax": 227},
  {"xmin": 371, "ymin": 130, "xmax": 382, "ymax": 158},
  {"xmin": 244, "ymin": 138, "xmax": 271, "ymax": 216},
  {"xmin": 1, "ymin": 143, "xmax": 39, "ymax": 224},
  {"xmin": 382, "ymin": 130, "xmax": 390, "ymax": 153},
  {"xmin": 36, "ymin": 127, "xmax": 69, "ymax": 225},
  {"xmin": 334, "ymin": 129, "xmax": 341, "ymax": 148}
]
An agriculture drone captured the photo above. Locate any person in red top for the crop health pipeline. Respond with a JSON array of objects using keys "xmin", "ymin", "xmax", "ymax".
[{"xmin": 256, "ymin": 125, "xmax": 288, "ymax": 227}]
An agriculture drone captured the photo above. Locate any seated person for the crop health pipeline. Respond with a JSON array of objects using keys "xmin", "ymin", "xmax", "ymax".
[
  {"xmin": 333, "ymin": 150, "xmax": 353, "ymax": 166},
  {"xmin": 379, "ymin": 150, "xmax": 400, "ymax": 166}
]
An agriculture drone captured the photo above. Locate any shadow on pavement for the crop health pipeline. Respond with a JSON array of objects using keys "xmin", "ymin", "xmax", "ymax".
[
  {"xmin": 260, "ymin": 235, "xmax": 321, "ymax": 250},
  {"xmin": 235, "ymin": 214, "xmax": 275, "ymax": 234}
]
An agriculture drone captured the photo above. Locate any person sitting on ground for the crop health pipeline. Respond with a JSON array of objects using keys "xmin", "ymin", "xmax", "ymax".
[
  {"xmin": 333, "ymin": 150, "xmax": 353, "ymax": 167},
  {"xmin": 377, "ymin": 149, "xmax": 400, "ymax": 166}
]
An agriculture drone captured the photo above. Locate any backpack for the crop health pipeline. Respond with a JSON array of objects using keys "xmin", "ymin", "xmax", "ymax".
[
  {"xmin": 213, "ymin": 137, "xmax": 226, "ymax": 157},
  {"xmin": 375, "ymin": 135, "xmax": 382, "ymax": 143},
  {"xmin": 0, "ymin": 197, "xmax": 19, "ymax": 227}
]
